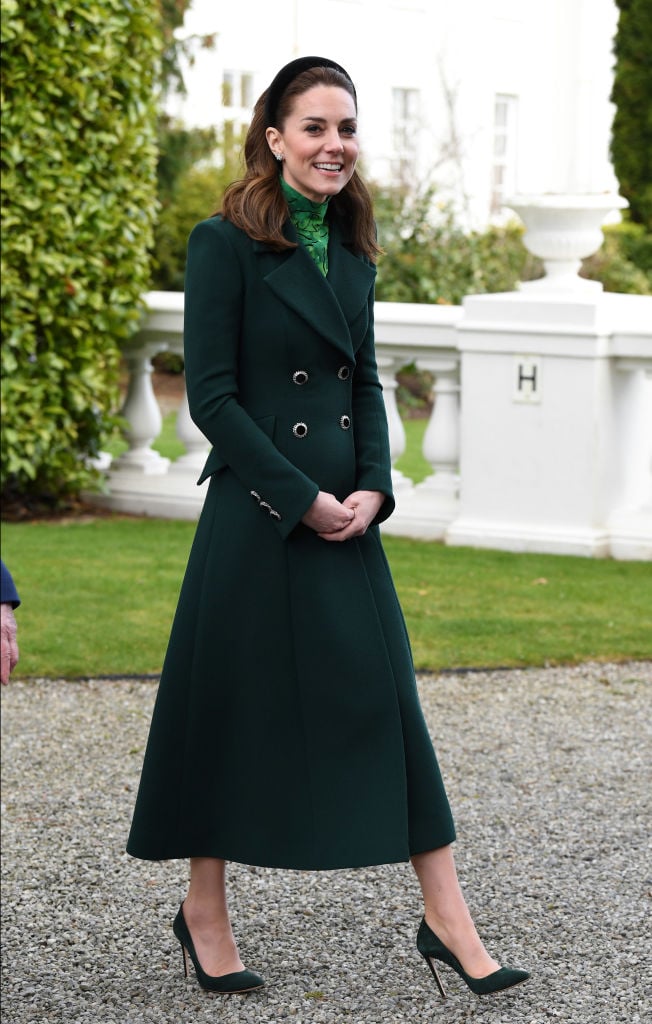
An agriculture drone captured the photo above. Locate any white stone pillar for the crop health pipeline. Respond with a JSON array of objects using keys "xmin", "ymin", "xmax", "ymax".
[
  {"xmin": 447, "ymin": 291, "xmax": 652, "ymax": 557},
  {"xmin": 112, "ymin": 342, "xmax": 170, "ymax": 474}
]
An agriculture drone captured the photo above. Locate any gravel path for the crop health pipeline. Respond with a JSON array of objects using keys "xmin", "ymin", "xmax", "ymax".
[{"xmin": 2, "ymin": 661, "xmax": 650, "ymax": 1024}]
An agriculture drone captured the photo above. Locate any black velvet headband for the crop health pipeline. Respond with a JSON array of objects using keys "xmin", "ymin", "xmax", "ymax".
[{"xmin": 264, "ymin": 56, "xmax": 357, "ymax": 127}]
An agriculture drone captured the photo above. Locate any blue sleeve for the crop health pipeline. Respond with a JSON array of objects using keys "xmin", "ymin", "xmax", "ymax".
[{"xmin": 1, "ymin": 561, "xmax": 20, "ymax": 608}]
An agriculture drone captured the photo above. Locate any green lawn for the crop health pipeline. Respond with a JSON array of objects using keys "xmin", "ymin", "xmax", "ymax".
[{"xmin": 2, "ymin": 516, "xmax": 649, "ymax": 678}]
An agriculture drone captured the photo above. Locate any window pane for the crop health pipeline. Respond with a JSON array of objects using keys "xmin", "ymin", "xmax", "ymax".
[
  {"xmin": 392, "ymin": 88, "xmax": 405, "ymax": 120},
  {"xmin": 240, "ymin": 74, "xmax": 253, "ymax": 108},
  {"xmin": 222, "ymin": 72, "xmax": 234, "ymax": 107},
  {"xmin": 491, "ymin": 94, "xmax": 517, "ymax": 213},
  {"xmin": 494, "ymin": 101, "xmax": 508, "ymax": 128}
]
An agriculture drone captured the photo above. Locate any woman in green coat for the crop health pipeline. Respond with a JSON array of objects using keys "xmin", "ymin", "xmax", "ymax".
[{"xmin": 127, "ymin": 56, "xmax": 529, "ymax": 1001}]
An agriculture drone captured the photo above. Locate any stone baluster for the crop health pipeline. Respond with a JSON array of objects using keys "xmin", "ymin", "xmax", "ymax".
[
  {"xmin": 377, "ymin": 353, "xmax": 412, "ymax": 492},
  {"xmin": 382, "ymin": 353, "xmax": 461, "ymax": 540},
  {"xmin": 608, "ymin": 360, "xmax": 652, "ymax": 559},
  {"xmin": 163, "ymin": 338, "xmax": 211, "ymax": 474},
  {"xmin": 112, "ymin": 341, "xmax": 170, "ymax": 474},
  {"xmin": 166, "ymin": 383, "xmax": 210, "ymax": 472},
  {"xmin": 414, "ymin": 357, "xmax": 460, "ymax": 519}
]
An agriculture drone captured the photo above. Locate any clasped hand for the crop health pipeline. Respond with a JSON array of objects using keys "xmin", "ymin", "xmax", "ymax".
[{"xmin": 301, "ymin": 490, "xmax": 384, "ymax": 541}]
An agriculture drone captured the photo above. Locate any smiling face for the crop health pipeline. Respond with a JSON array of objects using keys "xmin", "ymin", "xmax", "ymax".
[{"xmin": 266, "ymin": 85, "xmax": 359, "ymax": 203}]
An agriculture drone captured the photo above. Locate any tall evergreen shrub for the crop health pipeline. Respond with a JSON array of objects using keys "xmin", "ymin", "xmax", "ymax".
[
  {"xmin": 1, "ymin": 0, "xmax": 161, "ymax": 505},
  {"xmin": 610, "ymin": 0, "xmax": 652, "ymax": 229}
]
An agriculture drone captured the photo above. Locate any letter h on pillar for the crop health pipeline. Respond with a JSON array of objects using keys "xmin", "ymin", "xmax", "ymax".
[{"xmin": 514, "ymin": 355, "xmax": 542, "ymax": 404}]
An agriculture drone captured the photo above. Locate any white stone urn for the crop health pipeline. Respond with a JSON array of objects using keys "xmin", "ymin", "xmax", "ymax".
[{"xmin": 506, "ymin": 193, "xmax": 628, "ymax": 292}]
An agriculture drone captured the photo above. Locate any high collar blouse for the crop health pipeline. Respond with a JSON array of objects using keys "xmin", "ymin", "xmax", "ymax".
[{"xmin": 280, "ymin": 176, "xmax": 330, "ymax": 276}]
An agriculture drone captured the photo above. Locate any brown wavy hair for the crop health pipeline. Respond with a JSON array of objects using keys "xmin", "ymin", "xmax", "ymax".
[{"xmin": 220, "ymin": 67, "xmax": 381, "ymax": 262}]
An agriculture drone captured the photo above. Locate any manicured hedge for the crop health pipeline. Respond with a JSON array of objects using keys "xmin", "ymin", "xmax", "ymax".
[
  {"xmin": 1, "ymin": 0, "xmax": 161, "ymax": 505},
  {"xmin": 611, "ymin": 0, "xmax": 652, "ymax": 229}
]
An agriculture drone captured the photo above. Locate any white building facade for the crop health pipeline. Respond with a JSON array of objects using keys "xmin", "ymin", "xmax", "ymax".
[{"xmin": 168, "ymin": 0, "xmax": 621, "ymax": 226}]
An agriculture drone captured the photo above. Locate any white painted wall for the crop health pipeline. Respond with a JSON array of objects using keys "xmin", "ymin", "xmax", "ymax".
[{"xmin": 169, "ymin": 0, "xmax": 621, "ymax": 226}]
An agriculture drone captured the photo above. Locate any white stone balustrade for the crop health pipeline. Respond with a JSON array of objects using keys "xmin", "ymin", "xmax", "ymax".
[
  {"xmin": 96, "ymin": 292, "xmax": 209, "ymax": 519},
  {"xmin": 95, "ymin": 294, "xmax": 466, "ymax": 528},
  {"xmin": 91, "ymin": 197, "xmax": 652, "ymax": 559}
]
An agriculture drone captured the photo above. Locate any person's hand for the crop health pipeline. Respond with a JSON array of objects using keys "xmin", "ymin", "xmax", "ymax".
[
  {"xmin": 318, "ymin": 490, "xmax": 385, "ymax": 542},
  {"xmin": 302, "ymin": 491, "xmax": 356, "ymax": 534},
  {"xmin": 1, "ymin": 603, "xmax": 19, "ymax": 685}
]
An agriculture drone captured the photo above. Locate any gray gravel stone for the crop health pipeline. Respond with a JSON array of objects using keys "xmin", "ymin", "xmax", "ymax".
[{"xmin": 2, "ymin": 661, "xmax": 650, "ymax": 1023}]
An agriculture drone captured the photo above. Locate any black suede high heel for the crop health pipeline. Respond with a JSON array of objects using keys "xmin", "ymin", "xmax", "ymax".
[
  {"xmin": 416, "ymin": 918, "xmax": 530, "ymax": 998},
  {"xmin": 173, "ymin": 904, "xmax": 264, "ymax": 994}
]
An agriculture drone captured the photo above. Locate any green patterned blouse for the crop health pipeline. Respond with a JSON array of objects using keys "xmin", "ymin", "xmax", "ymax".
[{"xmin": 280, "ymin": 176, "xmax": 330, "ymax": 276}]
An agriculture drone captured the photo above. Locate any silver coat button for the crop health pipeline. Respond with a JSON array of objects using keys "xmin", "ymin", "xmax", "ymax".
[
  {"xmin": 292, "ymin": 370, "xmax": 309, "ymax": 385},
  {"xmin": 337, "ymin": 366, "xmax": 350, "ymax": 380},
  {"xmin": 250, "ymin": 490, "xmax": 261, "ymax": 503},
  {"xmin": 270, "ymin": 510, "xmax": 282, "ymax": 521},
  {"xmin": 340, "ymin": 415, "xmax": 351, "ymax": 430},
  {"xmin": 293, "ymin": 422, "xmax": 308, "ymax": 438}
]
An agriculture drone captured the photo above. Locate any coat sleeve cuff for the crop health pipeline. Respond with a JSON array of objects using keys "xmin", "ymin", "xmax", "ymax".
[{"xmin": 249, "ymin": 478, "xmax": 320, "ymax": 540}]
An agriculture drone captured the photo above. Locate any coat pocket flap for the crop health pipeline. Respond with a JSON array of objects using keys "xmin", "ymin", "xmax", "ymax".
[
  {"xmin": 197, "ymin": 448, "xmax": 226, "ymax": 485},
  {"xmin": 196, "ymin": 414, "xmax": 276, "ymax": 485}
]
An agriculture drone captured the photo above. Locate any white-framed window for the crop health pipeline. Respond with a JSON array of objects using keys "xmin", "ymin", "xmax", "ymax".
[
  {"xmin": 392, "ymin": 87, "xmax": 420, "ymax": 179},
  {"xmin": 491, "ymin": 93, "xmax": 518, "ymax": 214}
]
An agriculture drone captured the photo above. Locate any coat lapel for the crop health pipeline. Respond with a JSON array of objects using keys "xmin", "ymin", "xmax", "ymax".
[
  {"xmin": 326, "ymin": 216, "xmax": 376, "ymax": 333},
  {"xmin": 255, "ymin": 216, "xmax": 376, "ymax": 360}
]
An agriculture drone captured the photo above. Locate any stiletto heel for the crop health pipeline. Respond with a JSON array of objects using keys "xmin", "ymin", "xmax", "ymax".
[
  {"xmin": 421, "ymin": 952, "xmax": 447, "ymax": 998},
  {"xmin": 180, "ymin": 942, "xmax": 189, "ymax": 978},
  {"xmin": 416, "ymin": 918, "xmax": 529, "ymax": 997},
  {"xmin": 173, "ymin": 903, "xmax": 264, "ymax": 994}
]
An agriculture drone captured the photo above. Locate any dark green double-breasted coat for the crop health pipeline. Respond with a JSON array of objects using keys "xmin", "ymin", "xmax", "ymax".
[{"xmin": 127, "ymin": 211, "xmax": 455, "ymax": 869}]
